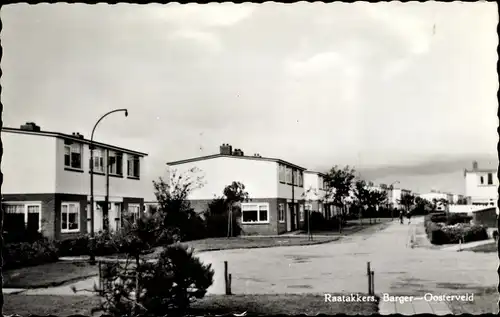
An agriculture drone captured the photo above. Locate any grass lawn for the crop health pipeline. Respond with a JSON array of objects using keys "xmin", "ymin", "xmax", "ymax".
[
  {"xmin": 466, "ymin": 241, "xmax": 497, "ymax": 253},
  {"xmin": 3, "ymin": 293, "xmax": 379, "ymax": 316},
  {"xmin": 447, "ymin": 287, "xmax": 499, "ymax": 314},
  {"xmin": 309, "ymin": 217, "xmax": 393, "ymax": 236},
  {"xmin": 182, "ymin": 236, "xmax": 340, "ymax": 253},
  {"xmin": 3, "ymin": 261, "xmax": 98, "ymax": 289}
]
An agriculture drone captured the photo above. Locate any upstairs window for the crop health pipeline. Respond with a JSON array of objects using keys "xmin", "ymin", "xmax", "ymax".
[
  {"xmin": 480, "ymin": 176, "xmax": 485, "ymax": 185},
  {"xmin": 298, "ymin": 171, "xmax": 303, "ymax": 187},
  {"xmin": 293, "ymin": 170, "xmax": 298, "ymax": 185},
  {"xmin": 127, "ymin": 155, "xmax": 140, "ymax": 178},
  {"xmin": 91, "ymin": 148, "xmax": 105, "ymax": 173},
  {"xmin": 64, "ymin": 141, "xmax": 82, "ymax": 170},
  {"xmin": 285, "ymin": 167, "xmax": 292, "ymax": 184},
  {"xmin": 109, "ymin": 151, "xmax": 123, "ymax": 176},
  {"xmin": 279, "ymin": 164, "xmax": 286, "ymax": 183}
]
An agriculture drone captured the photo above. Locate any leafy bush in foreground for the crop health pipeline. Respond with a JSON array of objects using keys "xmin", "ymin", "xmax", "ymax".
[{"xmin": 3, "ymin": 239, "xmax": 59, "ymax": 270}]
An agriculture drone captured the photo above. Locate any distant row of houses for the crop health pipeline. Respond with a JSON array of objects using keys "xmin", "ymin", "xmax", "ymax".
[{"xmin": 1, "ymin": 122, "xmax": 498, "ymax": 239}]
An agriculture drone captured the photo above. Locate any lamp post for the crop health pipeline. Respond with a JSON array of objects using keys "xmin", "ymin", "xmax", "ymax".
[
  {"xmin": 89, "ymin": 109, "xmax": 128, "ymax": 264},
  {"xmin": 389, "ymin": 181, "xmax": 400, "ymax": 220}
]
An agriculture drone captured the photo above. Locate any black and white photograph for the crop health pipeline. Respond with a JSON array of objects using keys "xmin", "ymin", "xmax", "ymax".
[{"xmin": 0, "ymin": 1, "xmax": 498, "ymax": 316}]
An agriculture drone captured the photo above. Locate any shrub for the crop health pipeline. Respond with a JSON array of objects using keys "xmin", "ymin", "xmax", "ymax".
[
  {"xmin": 445, "ymin": 213, "xmax": 472, "ymax": 226},
  {"xmin": 57, "ymin": 234, "xmax": 91, "ymax": 257},
  {"xmin": 3, "ymin": 238, "xmax": 59, "ymax": 270},
  {"xmin": 425, "ymin": 222, "xmax": 488, "ymax": 245},
  {"xmin": 205, "ymin": 213, "xmax": 241, "ymax": 238},
  {"xmin": 493, "ymin": 230, "xmax": 499, "ymax": 241},
  {"xmin": 95, "ymin": 244, "xmax": 214, "ymax": 316}
]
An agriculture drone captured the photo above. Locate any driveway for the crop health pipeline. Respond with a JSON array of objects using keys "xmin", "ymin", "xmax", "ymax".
[{"xmin": 197, "ymin": 217, "xmax": 497, "ymax": 295}]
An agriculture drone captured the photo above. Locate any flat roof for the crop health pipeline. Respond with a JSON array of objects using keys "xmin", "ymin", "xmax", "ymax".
[
  {"xmin": 2, "ymin": 127, "xmax": 148, "ymax": 157},
  {"xmin": 167, "ymin": 153, "xmax": 307, "ymax": 171}
]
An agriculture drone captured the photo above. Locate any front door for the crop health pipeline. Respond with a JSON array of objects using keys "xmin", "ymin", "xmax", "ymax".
[
  {"xmin": 289, "ymin": 203, "xmax": 296, "ymax": 231},
  {"xmin": 286, "ymin": 204, "xmax": 292, "ymax": 232}
]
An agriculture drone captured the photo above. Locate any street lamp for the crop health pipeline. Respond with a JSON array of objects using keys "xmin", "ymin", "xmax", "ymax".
[
  {"xmin": 89, "ymin": 109, "xmax": 128, "ymax": 264},
  {"xmin": 389, "ymin": 181, "xmax": 400, "ymax": 220}
]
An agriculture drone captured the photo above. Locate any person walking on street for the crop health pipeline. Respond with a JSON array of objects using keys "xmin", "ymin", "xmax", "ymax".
[
  {"xmin": 399, "ymin": 210, "xmax": 404, "ymax": 224},
  {"xmin": 407, "ymin": 210, "xmax": 412, "ymax": 225}
]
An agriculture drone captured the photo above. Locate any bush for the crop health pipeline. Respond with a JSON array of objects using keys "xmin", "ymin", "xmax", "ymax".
[
  {"xmin": 96, "ymin": 243, "xmax": 214, "ymax": 316},
  {"xmin": 205, "ymin": 213, "xmax": 241, "ymax": 238},
  {"xmin": 424, "ymin": 216, "xmax": 489, "ymax": 245},
  {"xmin": 3, "ymin": 239, "xmax": 59, "ymax": 270},
  {"xmin": 445, "ymin": 213, "xmax": 472, "ymax": 226}
]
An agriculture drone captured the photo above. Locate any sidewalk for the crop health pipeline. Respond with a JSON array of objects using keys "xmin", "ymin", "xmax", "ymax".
[{"xmin": 440, "ymin": 239, "xmax": 494, "ymax": 252}]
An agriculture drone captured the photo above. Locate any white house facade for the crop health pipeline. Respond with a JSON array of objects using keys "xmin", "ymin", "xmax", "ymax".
[
  {"xmin": 464, "ymin": 161, "xmax": 498, "ymax": 207},
  {"xmin": 1, "ymin": 122, "xmax": 149, "ymax": 240},
  {"xmin": 166, "ymin": 144, "xmax": 307, "ymax": 235}
]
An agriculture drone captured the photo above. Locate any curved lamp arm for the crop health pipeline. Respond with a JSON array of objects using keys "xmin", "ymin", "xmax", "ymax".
[{"xmin": 91, "ymin": 109, "xmax": 128, "ymax": 144}]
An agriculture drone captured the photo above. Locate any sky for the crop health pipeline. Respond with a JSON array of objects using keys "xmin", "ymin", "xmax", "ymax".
[{"xmin": 1, "ymin": 2, "xmax": 498, "ymax": 198}]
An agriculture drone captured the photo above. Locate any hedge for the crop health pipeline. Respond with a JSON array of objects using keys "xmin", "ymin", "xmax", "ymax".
[
  {"xmin": 424, "ymin": 213, "xmax": 488, "ymax": 245},
  {"xmin": 3, "ymin": 239, "xmax": 59, "ymax": 270}
]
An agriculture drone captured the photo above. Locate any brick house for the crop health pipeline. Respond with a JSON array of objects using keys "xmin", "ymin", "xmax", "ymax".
[
  {"xmin": 1, "ymin": 122, "xmax": 148, "ymax": 240},
  {"xmin": 166, "ymin": 144, "xmax": 307, "ymax": 235}
]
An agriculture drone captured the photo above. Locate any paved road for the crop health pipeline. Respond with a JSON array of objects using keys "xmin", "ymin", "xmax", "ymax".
[
  {"xmin": 197, "ymin": 217, "xmax": 497, "ymax": 296},
  {"xmin": 21, "ymin": 217, "xmax": 497, "ymax": 303}
]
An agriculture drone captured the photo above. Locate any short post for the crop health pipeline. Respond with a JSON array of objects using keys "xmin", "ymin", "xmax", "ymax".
[
  {"xmin": 459, "ymin": 238, "xmax": 462, "ymax": 251},
  {"xmin": 367, "ymin": 262, "xmax": 371, "ymax": 294},
  {"xmin": 370, "ymin": 270, "xmax": 375, "ymax": 295},
  {"xmin": 224, "ymin": 261, "xmax": 231, "ymax": 295},
  {"xmin": 228, "ymin": 273, "xmax": 232, "ymax": 295}
]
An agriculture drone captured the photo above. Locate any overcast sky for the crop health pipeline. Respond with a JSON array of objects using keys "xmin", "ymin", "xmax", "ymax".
[{"xmin": 1, "ymin": 2, "xmax": 498, "ymax": 197}]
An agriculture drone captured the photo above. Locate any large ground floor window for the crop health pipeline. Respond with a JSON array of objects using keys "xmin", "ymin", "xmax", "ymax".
[
  {"xmin": 241, "ymin": 203, "xmax": 269, "ymax": 224},
  {"xmin": 62, "ymin": 202, "xmax": 80, "ymax": 233},
  {"xmin": 2, "ymin": 202, "xmax": 42, "ymax": 233},
  {"xmin": 127, "ymin": 204, "xmax": 141, "ymax": 224}
]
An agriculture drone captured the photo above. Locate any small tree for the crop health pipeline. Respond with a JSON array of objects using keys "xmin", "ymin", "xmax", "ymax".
[
  {"xmin": 353, "ymin": 179, "xmax": 370, "ymax": 224},
  {"xmin": 153, "ymin": 168, "xmax": 206, "ymax": 242},
  {"xmin": 223, "ymin": 181, "xmax": 249, "ymax": 238},
  {"xmin": 398, "ymin": 192, "xmax": 416, "ymax": 214},
  {"xmin": 325, "ymin": 165, "xmax": 356, "ymax": 233},
  {"xmin": 302, "ymin": 186, "xmax": 318, "ymax": 240}
]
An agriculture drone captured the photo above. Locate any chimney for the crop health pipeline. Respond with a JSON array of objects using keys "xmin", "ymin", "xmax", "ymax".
[
  {"xmin": 220, "ymin": 143, "xmax": 233, "ymax": 155},
  {"xmin": 233, "ymin": 148, "xmax": 244, "ymax": 156},
  {"xmin": 253, "ymin": 153, "xmax": 261, "ymax": 158},
  {"xmin": 72, "ymin": 132, "xmax": 84, "ymax": 139},
  {"xmin": 20, "ymin": 122, "xmax": 41, "ymax": 132},
  {"xmin": 472, "ymin": 161, "xmax": 478, "ymax": 171}
]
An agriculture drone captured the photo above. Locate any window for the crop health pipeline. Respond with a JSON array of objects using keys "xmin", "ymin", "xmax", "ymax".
[
  {"xmin": 480, "ymin": 176, "xmax": 485, "ymax": 185},
  {"xmin": 241, "ymin": 203, "xmax": 269, "ymax": 224},
  {"xmin": 61, "ymin": 202, "xmax": 80, "ymax": 233},
  {"xmin": 488, "ymin": 173, "xmax": 494, "ymax": 185},
  {"xmin": 295, "ymin": 171, "xmax": 303, "ymax": 187},
  {"xmin": 127, "ymin": 155, "xmax": 140, "ymax": 178},
  {"xmin": 279, "ymin": 165, "xmax": 286, "ymax": 183},
  {"xmin": 109, "ymin": 151, "xmax": 123, "ymax": 176},
  {"xmin": 64, "ymin": 141, "xmax": 82, "ymax": 169},
  {"xmin": 91, "ymin": 148, "xmax": 105, "ymax": 173},
  {"xmin": 128, "ymin": 204, "xmax": 141, "ymax": 223},
  {"xmin": 319, "ymin": 177, "xmax": 323, "ymax": 190},
  {"xmin": 278, "ymin": 203, "xmax": 285, "ymax": 223},
  {"xmin": 3, "ymin": 202, "xmax": 42, "ymax": 233},
  {"xmin": 285, "ymin": 167, "xmax": 292, "ymax": 184},
  {"xmin": 299, "ymin": 204, "xmax": 305, "ymax": 221}
]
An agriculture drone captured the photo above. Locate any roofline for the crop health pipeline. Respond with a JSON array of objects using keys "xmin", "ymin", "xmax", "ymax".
[
  {"xmin": 464, "ymin": 168, "xmax": 497, "ymax": 173},
  {"xmin": 2, "ymin": 127, "xmax": 148, "ymax": 157},
  {"xmin": 304, "ymin": 170, "xmax": 327, "ymax": 177},
  {"xmin": 166, "ymin": 154, "xmax": 307, "ymax": 171}
]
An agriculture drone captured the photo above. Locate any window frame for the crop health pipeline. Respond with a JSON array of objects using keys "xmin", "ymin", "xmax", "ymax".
[
  {"xmin": 91, "ymin": 147, "xmax": 105, "ymax": 173},
  {"xmin": 61, "ymin": 202, "xmax": 80, "ymax": 233},
  {"xmin": 241, "ymin": 202, "xmax": 270, "ymax": 224},
  {"xmin": 279, "ymin": 164, "xmax": 286, "ymax": 183},
  {"xmin": 285, "ymin": 167, "xmax": 292, "ymax": 184},
  {"xmin": 108, "ymin": 150, "xmax": 124, "ymax": 176},
  {"xmin": 299, "ymin": 204, "xmax": 305, "ymax": 222},
  {"xmin": 278, "ymin": 203, "xmax": 285, "ymax": 223},
  {"xmin": 64, "ymin": 141, "xmax": 83, "ymax": 170},
  {"xmin": 127, "ymin": 155, "xmax": 141, "ymax": 179},
  {"xmin": 127, "ymin": 203, "xmax": 141, "ymax": 223},
  {"xmin": 2, "ymin": 201, "xmax": 42, "ymax": 232}
]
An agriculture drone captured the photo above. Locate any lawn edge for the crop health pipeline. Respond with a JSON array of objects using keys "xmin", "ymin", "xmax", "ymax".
[{"xmin": 4, "ymin": 273, "xmax": 98, "ymax": 289}]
